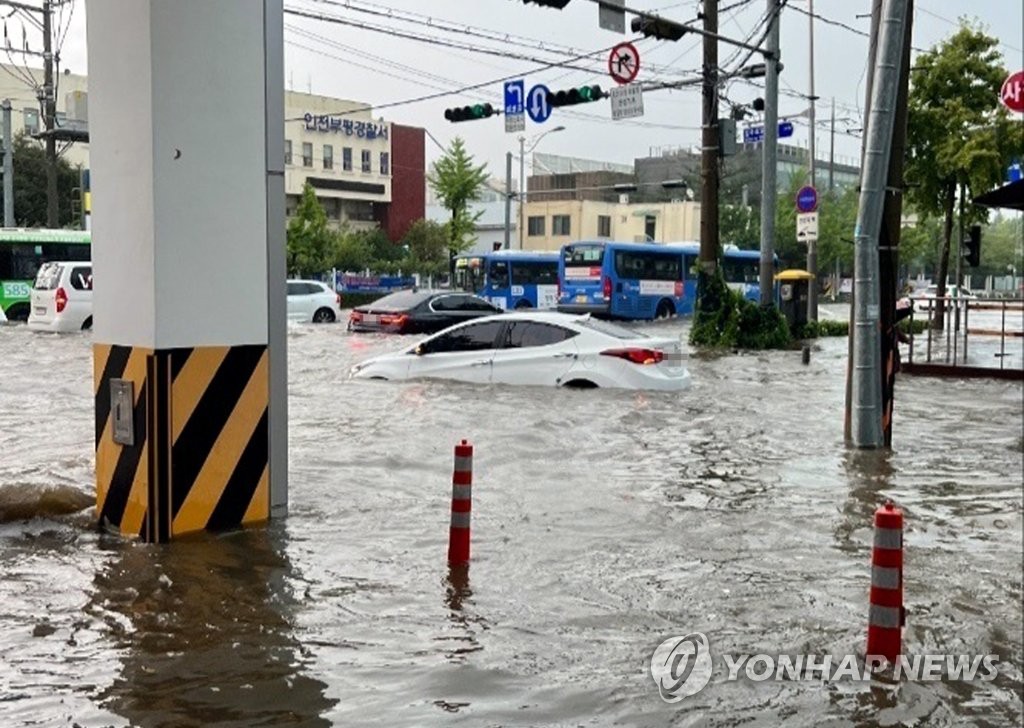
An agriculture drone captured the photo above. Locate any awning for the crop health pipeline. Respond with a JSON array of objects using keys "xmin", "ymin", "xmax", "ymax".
[{"xmin": 973, "ymin": 178, "xmax": 1024, "ymax": 211}]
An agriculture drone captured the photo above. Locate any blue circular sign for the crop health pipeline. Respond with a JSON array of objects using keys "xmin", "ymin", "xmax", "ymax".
[
  {"xmin": 796, "ymin": 185, "xmax": 818, "ymax": 213},
  {"xmin": 527, "ymin": 84, "xmax": 552, "ymax": 124}
]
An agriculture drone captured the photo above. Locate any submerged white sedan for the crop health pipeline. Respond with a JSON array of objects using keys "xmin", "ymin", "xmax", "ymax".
[{"xmin": 349, "ymin": 312, "xmax": 691, "ymax": 391}]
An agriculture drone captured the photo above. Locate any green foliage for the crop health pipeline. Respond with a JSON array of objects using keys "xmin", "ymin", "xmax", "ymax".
[
  {"xmin": 339, "ymin": 291, "xmax": 388, "ymax": 308},
  {"xmin": 690, "ymin": 270, "xmax": 791, "ymax": 350},
  {"xmin": 795, "ymin": 319, "xmax": 849, "ymax": 338},
  {"xmin": 402, "ymin": 218, "xmax": 449, "ymax": 277},
  {"xmin": 427, "ymin": 137, "xmax": 488, "ymax": 260},
  {"xmin": 330, "ymin": 228, "xmax": 372, "ymax": 272},
  {"xmin": 287, "ymin": 183, "xmax": 334, "ymax": 277},
  {"xmin": 719, "ymin": 204, "xmax": 760, "ymax": 249},
  {"xmin": 11, "ymin": 132, "xmax": 83, "ymax": 228}
]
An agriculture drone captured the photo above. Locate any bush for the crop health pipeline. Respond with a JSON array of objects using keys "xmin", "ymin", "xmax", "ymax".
[
  {"xmin": 690, "ymin": 270, "xmax": 791, "ymax": 350},
  {"xmin": 338, "ymin": 291, "xmax": 387, "ymax": 309}
]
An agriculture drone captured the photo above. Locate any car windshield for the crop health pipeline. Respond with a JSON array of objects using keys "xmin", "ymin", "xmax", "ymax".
[
  {"xmin": 367, "ymin": 290, "xmax": 431, "ymax": 311},
  {"xmin": 33, "ymin": 263, "xmax": 62, "ymax": 290},
  {"xmin": 576, "ymin": 317, "xmax": 647, "ymax": 339}
]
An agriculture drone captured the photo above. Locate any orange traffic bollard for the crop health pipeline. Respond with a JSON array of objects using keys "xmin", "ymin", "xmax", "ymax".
[
  {"xmin": 447, "ymin": 440, "xmax": 473, "ymax": 565},
  {"xmin": 867, "ymin": 500, "xmax": 904, "ymax": 665}
]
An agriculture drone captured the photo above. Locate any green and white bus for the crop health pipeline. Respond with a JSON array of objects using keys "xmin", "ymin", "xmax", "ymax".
[{"xmin": 0, "ymin": 228, "xmax": 91, "ymax": 321}]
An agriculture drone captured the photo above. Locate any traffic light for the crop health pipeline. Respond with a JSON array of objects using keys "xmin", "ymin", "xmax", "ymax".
[
  {"xmin": 965, "ymin": 224, "xmax": 981, "ymax": 267},
  {"xmin": 522, "ymin": 0, "xmax": 571, "ymax": 8},
  {"xmin": 546, "ymin": 85, "xmax": 605, "ymax": 108},
  {"xmin": 444, "ymin": 103, "xmax": 495, "ymax": 123},
  {"xmin": 630, "ymin": 15, "xmax": 687, "ymax": 41}
]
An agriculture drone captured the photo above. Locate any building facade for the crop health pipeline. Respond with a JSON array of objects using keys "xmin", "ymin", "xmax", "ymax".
[
  {"xmin": 0, "ymin": 63, "xmax": 90, "ymax": 169},
  {"xmin": 522, "ymin": 199, "xmax": 701, "ymax": 251},
  {"xmin": 284, "ymin": 91, "xmax": 424, "ymax": 241}
]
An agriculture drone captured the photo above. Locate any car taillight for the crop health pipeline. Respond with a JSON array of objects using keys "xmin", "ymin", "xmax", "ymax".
[
  {"xmin": 603, "ymin": 276, "xmax": 612, "ymax": 300},
  {"xmin": 55, "ymin": 287, "xmax": 68, "ymax": 313},
  {"xmin": 601, "ymin": 348, "xmax": 664, "ymax": 365},
  {"xmin": 380, "ymin": 313, "xmax": 410, "ymax": 331},
  {"xmin": 336, "ymin": 292, "xmax": 343, "ymax": 306},
  {"xmin": 349, "ymin": 311, "xmax": 362, "ymax": 322}
]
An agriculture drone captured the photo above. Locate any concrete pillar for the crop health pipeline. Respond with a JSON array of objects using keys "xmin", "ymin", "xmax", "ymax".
[{"xmin": 87, "ymin": 0, "xmax": 286, "ymax": 542}]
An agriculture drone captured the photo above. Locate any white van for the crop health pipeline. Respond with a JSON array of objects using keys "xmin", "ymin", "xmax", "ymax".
[{"xmin": 27, "ymin": 261, "xmax": 94, "ymax": 332}]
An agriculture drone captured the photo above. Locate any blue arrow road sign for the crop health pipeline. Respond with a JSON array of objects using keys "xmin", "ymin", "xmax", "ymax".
[
  {"xmin": 527, "ymin": 83, "xmax": 552, "ymax": 124},
  {"xmin": 743, "ymin": 122, "xmax": 795, "ymax": 144},
  {"xmin": 796, "ymin": 185, "xmax": 818, "ymax": 213},
  {"xmin": 504, "ymin": 79, "xmax": 525, "ymax": 116}
]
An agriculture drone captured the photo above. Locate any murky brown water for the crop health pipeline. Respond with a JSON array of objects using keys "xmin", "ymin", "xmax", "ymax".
[{"xmin": 1, "ymin": 306, "xmax": 1021, "ymax": 727}]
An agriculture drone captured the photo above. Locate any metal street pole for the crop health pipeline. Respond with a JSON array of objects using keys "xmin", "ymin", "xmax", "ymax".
[
  {"xmin": 698, "ymin": 0, "xmax": 719, "ymax": 279},
  {"xmin": 518, "ymin": 135, "xmax": 526, "ymax": 249},
  {"xmin": 504, "ymin": 151, "xmax": 513, "ymax": 250},
  {"xmin": 828, "ymin": 97, "xmax": 835, "ymax": 191},
  {"xmin": 2, "ymin": 98, "xmax": 13, "ymax": 226},
  {"xmin": 42, "ymin": 0, "xmax": 59, "ymax": 227},
  {"xmin": 759, "ymin": 0, "xmax": 781, "ymax": 306},
  {"xmin": 807, "ymin": 0, "xmax": 818, "ymax": 321},
  {"xmin": 851, "ymin": 0, "xmax": 909, "ymax": 449}
]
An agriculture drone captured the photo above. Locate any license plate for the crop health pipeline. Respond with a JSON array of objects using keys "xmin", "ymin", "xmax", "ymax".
[
  {"xmin": 34, "ymin": 307, "xmax": 46, "ymax": 315},
  {"xmin": 362, "ymin": 314, "xmax": 378, "ymax": 325},
  {"xmin": 575, "ymin": 294, "xmax": 588, "ymax": 304}
]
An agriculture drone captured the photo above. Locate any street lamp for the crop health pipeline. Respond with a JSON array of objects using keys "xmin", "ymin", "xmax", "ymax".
[{"xmin": 518, "ymin": 125, "xmax": 565, "ymax": 249}]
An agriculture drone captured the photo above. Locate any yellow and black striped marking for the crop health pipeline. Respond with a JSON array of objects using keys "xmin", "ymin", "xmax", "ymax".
[{"xmin": 94, "ymin": 344, "xmax": 269, "ymax": 542}]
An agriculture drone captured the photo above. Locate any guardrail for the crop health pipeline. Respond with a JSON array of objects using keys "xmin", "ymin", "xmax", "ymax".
[{"xmin": 905, "ymin": 297, "xmax": 1023, "ymax": 380}]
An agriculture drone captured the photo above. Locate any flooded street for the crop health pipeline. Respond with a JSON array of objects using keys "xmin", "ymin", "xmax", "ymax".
[{"xmin": 1, "ymin": 307, "xmax": 1021, "ymax": 727}]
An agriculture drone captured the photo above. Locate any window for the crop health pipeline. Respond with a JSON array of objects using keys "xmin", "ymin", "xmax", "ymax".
[
  {"xmin": 286, "ymin": 282, "xmax": 305, "ymax": 296},
  {"xmin": 644, "ymin": 215, "xmax": 657, "ymax": 241},
  {"xmin": 302, "ymin": 142, "xmax": 313, "ymax": 168},
  {"xmin": 361, "ymin": 149, "xmax": 372, "ymax": 173},
  {"xmin": 488, "ymin": 261, "xmax": 510, "ymax": 290},
  {"xmin": 721, "ymin": 256, "xmax": 759, "ymax": 284},
  {"xmin": 33, "ymin": 263, "xmax": 62, "ymax": 290},
  {"xmin": 380, "ymin": 152, "xmax": 390, "ymax": 175},
  {"xmin": 503, "ymin": 322, "xmax": 577, "ymax": 349},
  {"xmin": 510, "ymin": 261, "xmax": 558, "ymax": 286},
  {"xmin": 552, "ymin": 215, "xmax": 571, "ymax": 236},
  {"xmin": 23, "ymin": 108, "xmax": 39, "ymax": 135},
  {"xmin": 562, "ymin": 244, "xmax": 605, "ymax": 265},
  {"xmin": 69, "ymin": 266, "xmax": 93, "ymax": 291},
  {"xmin": 597, "ymin": 215, "xmax": 612, "ymax": 238},
  {"xmin": 343, "ymin": 147, "xmax": 353, "ymax": 171},
  {"xmin": 527, "ymin": 216, "xmax": 545, "ymax": 236},
  {"xmin": 614, "ymin": 251, "xmax": 682, "ymax": 281},
  {"xmin": 323, "ymin": 144, "xmax": 333, "ymax": 170},
  {"xmin": 284, "ymin": 140, "xmax": 292, "ymax": 165},
  {"xmin": 421, "ymin": 321, "xmax": 503, "ymax": 353}
]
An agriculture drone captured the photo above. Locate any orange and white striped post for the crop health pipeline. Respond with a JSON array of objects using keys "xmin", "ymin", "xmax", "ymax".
[
  {"xmin": 447, "ymin": 440, "xmax": 473, "ymax": 565},
  {"xmin": 867, "ymin": 500, "xmax": 904, "ymax": 665}
]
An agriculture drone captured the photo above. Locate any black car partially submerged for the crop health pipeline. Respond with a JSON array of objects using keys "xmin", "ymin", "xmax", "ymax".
[{"xmin": 348, "ymin": 290, "xmax": 500, "ymax": 334}]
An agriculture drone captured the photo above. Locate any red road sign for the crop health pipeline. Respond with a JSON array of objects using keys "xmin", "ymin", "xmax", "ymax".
[
  {"xmin": 608, "ymin": 41, "xmax": 640, "ymax": 85},
  {"xmin": 1000, "ymin": 70, "xmax": 1024, "ymax": 113}
]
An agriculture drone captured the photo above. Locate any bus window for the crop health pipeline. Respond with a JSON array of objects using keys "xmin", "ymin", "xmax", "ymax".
[
  {"xmin": 511, "ymin": 260, "xmax": 558, "ymax": 286},
  {"xmin": 488, "ymin": 260, "xmax": 510, "ymax": 289},
  {"xmin": 722, "ymin": 258, "xmax": 759, "ymax": 284},
  {"xmin": 562, "ymin": 244, "xmax": 604, "ymax": 265},
  {"xmin": 614, "ymin": 251, "xmax": 681, "ymax": 281}
]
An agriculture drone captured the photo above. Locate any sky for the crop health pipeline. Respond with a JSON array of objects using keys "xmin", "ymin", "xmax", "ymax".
[{"xmin": 16, "ymin": 0, "xmax": 1024, "ymax": 181}]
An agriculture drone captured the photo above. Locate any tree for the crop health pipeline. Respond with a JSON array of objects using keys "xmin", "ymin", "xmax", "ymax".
[
  {"xmin": 10, "ymin": 133, "xmax": 82, "ymax": 228},
  {"xmin": 427, "ymin": 137, "xmax": 488, "ymax": 276},
  {"xmin": 402, "ymin": 218, "xmax": 449, "ymax": 277},
  {"xmin": 330, "ymin": 227, "xmax": 372, "ymax": 272},
  {"xmin": 286, "ymin": 183, "xmax": 334, "ymax": 277},
  {"xmin": 719, "ymin": 204, "xmax": 760, "ymax": 249},
  {"xmin": 905, "ymin": 24, "xmax": 1015, "ymax": 323}
]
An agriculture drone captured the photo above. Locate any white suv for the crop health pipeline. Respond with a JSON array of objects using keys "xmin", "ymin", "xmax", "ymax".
[
  {"xmin": 286, "ymin": 279, "xmax": 342, "ymax": 323},
  {"xmin": 28, "ymin": 261, "xmax": 94, "ymax": 332}
]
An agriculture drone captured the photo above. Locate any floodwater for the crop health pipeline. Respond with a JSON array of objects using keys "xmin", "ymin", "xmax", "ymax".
[{"xmin": 1, "ymin": 306, "xmax": 1021, "ymax": 727}]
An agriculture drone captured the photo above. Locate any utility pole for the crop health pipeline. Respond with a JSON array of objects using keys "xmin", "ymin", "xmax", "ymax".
[
  {"xmin": 806, "ymin": 0, "xmax": 818, "ymax": 321},
  {"xmin": 518, "ymin": 135, "xmax": 526, "ymax": 250},
  {"xmin": 850, "ymin": 0, "xmax": 910, "ymax": 449},
  {"xmin": 42, "ymin": 0, "xmax": 58, "ymax": 228},
  {"xmin": 2, "ymin": 99, "xmax": 13, "ymax": 226},
  {"xmin": 698, "ymin": 0, "xmax": 719, "ymax": 279},
  {"xmin": 504, "ymin": 151, "xmax": 513, "ymax": 250},
  {"xmin": 759, "ymin": 0, "xmax": 781, "ymax": 306},
  {"xmin": 828, "ymin": 97, "xmax": 835, "ymax": 191}
]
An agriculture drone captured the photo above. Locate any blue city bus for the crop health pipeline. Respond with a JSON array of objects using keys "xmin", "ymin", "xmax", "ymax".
[
  {"xmin": 557, "ymin": 240, "xmax": 777, "ymax": 320},
  {"xmin": 454, "ymin": 250, "xmax": 560, "ymax": 310}
]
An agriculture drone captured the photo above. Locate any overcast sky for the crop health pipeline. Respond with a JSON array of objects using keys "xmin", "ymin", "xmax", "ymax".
[{"xmin": 33, "ymin": 0, "xmax": 1024, "ymax": 179}]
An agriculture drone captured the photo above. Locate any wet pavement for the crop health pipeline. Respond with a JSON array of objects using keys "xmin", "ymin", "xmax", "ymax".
[{"xmin": 0, "ymin": 305, "xmax": 1021, "ymax": 727}]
